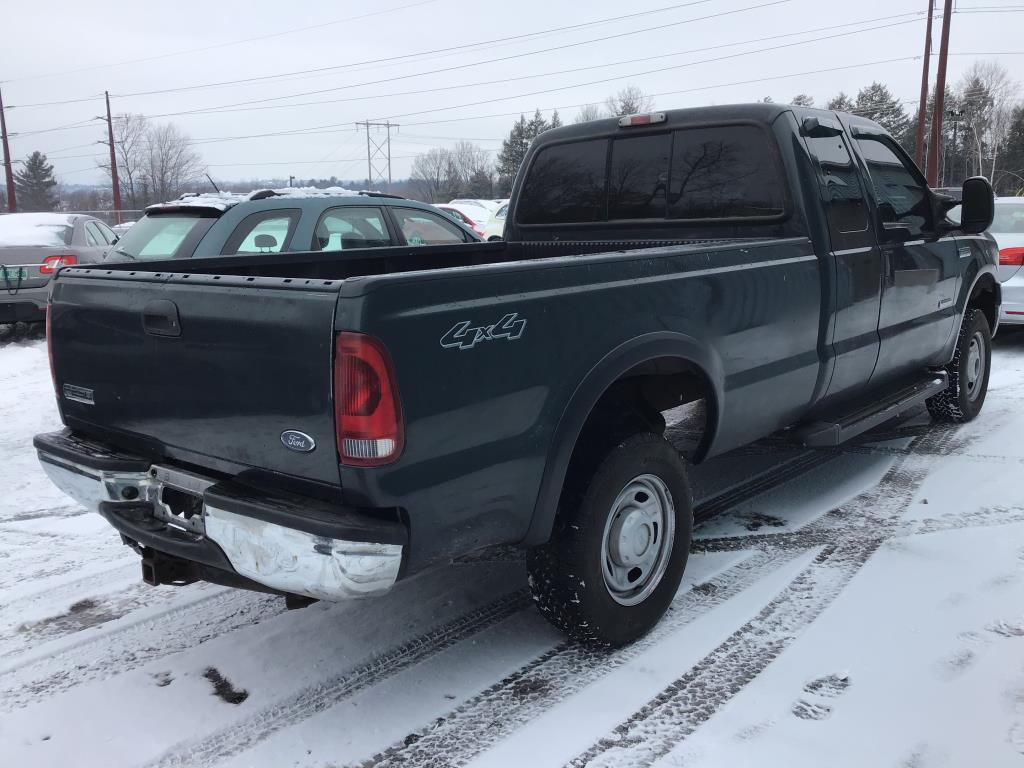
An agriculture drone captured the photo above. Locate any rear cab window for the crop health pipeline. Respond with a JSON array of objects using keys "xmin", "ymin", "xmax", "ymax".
[
  {"xmin": 516, "ymin": 122, "xmax": 787, "ymax": 225},
  {"xmin": 111, "ymin": 212, "xmax": 218, "ymax": 260}
]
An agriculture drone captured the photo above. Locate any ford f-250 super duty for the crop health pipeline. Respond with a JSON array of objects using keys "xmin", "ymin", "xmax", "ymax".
[{"xmin": 35, "ymin": 104, "xmax": 999, "ymax": 646}]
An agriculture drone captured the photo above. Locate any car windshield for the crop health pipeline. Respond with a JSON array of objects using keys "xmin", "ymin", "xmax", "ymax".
[
  {"xmin": 992, "ymin": 202, "xmax": 1024, "ymax": 233},
  {"xmin": 0, "ymin": 216, "xmax": 72, "ymax": 246},
  {"xmin": 112, "ymin": 212, "xmax": 216, "ymax": 259}
]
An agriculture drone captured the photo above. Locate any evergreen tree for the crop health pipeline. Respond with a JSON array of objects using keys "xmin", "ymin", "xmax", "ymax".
[
  {"xmin": 496, "ymin": 114, "xmax": 530, "ymax": 184},
  {"xmin": 526, "ymin": 109, "xmax": 548, "ymax": 139},
  {"xmin": 790, "ymin": 94, "xmax": 815, "ymax": 107},
  {"xmin": 854, "ymin": 82, "xmax": 913, "ymax": 151},
  {"xmin": 827, "ymin": 92, "xmax": 855, "ymax": 112},
  {"xmin": 14, "ymin": 151, "xmax": 58, "ymax": 212},
  {"xmin": 550, "ymin": 110, "xmax": 562, "ymax": 129}
]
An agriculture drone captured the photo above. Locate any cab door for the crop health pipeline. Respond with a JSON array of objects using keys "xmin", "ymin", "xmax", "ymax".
[
  {"xmin": 850, "ymin": 131, "xmax": 958, "ymax": 383},
  {"xmin": 803, "ymin": 127, "xmax": 883, "ymax": 401}
]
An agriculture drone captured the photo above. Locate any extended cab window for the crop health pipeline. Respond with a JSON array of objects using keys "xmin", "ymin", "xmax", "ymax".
[
  {"xmin": 313, "ymin": 207, "xmax": 390, "ymax": 250},
  {"xmin": 669, "ymin": 125, "xmax": 785, "ymax": 219},
  {"xmin": 517, "ymin": 139, "xmax": 609, "ymax": 224},
  {"xmin": 223, "ymin": 210, "xmax": 299, "ymax": 255},
  {"xmin": 855, "ymin": 136, "xmax": 933, "ymax": 233},
  {"xmin": 392, "ymin": 208, "xmax": 468, "ymax": 245},
  {"xmin": 111, "ymin": 213, "xmax": 217, "ymax": 260},
  {"xmin": 806, "ymin": 134, "xmax": 868, "ymax": 236}
]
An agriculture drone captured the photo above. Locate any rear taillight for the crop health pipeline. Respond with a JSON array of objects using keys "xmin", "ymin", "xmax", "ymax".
[
  {"xmin": 40, "ymin": 255, "xmax": 77, "ymax": 274},
  {"xmin": 334, "ymin": 332, "xmax": 404, "ymax": 466},
  {"xmin": 999, "ymin": 247, "xmax": 1024, "ymax": 267}
]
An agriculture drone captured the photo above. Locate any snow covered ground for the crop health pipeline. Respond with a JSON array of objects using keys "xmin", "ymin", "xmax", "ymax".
[{"xmin": 2, "ymin": 332, "xmax": 1024, "ymax": 767}]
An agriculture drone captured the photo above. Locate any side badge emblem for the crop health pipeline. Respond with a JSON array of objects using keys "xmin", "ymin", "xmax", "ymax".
[{"xmin": 281, "ymin": 430, "xmax": 316, "ymax": 453}]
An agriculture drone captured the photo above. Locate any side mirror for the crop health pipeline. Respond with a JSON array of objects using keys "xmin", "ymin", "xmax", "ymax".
[
  {"xmin": 253, "ymin": 233, "xmax": 278, "ymax": 250},
  {"xmin": 959, "ymin": 176, "xmax": 994, "ymax": 234},
  {"xmin": 110, "ymin": 235, "xmax": 120, "ymax": 245}
]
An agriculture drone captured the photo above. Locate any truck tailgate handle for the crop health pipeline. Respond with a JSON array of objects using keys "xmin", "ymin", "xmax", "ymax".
[{"xmin": 142, "ymin": 299, "xmax": 182, "ymax": 337}]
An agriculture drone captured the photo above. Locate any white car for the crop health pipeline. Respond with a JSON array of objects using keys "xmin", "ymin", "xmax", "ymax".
[
  {"xmin": 483, "ymin": 203, "xmax": 509, "ymax": 241},
  {"xmin": 448, "ymin": 199, "xmax": 499, "ymax": 216},
  {"xmin": 991, "ymin": 197, "xmax": 1024, "ymax": 325},
  {"xmin": 437, "ymin": 204, "xmax": 487, "ymax": 237}
]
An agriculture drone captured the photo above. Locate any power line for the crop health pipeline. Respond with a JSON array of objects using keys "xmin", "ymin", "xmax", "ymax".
[
  {"xmin": 98, "ymin": 0, "xmax": 715, "ymax": 102},
  {"xmin": 145, "ymin": 14, "xmax": 926, "ymax": 120},
  {"xmin": 0, "ymin": 0, "xmax": 441, "ymax": 85},
  {"xmin": 140, "ymin": 0, "xmax": 794, "ymax": 118}
]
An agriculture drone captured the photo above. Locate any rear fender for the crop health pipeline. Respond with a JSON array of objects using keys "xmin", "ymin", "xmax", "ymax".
[{"xmin": 521, "ymin": 331, "xmax": 723, "ymax": 546}]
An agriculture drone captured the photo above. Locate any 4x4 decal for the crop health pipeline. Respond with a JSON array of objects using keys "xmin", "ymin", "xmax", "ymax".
[{"xmin": 440, "ymin": 313, "xmax": 527, "ymax": 350}]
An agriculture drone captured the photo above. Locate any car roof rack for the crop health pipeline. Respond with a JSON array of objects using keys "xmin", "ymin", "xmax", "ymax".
[{"xmin": 356, "ymin": 190, "xmax": 407, "ymax": 199}]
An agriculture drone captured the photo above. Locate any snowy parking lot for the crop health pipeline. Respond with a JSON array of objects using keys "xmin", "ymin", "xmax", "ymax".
[{"xmin": 3, "ymin": 333, "xmax": 1024, "ymax": 768}]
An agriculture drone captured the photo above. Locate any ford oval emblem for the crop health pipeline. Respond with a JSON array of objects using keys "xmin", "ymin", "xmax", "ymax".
[{"xmin": 281, "ymin": 430, "xmax": 316, "ymax": 453}]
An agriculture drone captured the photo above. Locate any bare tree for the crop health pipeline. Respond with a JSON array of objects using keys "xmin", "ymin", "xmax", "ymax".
[
  {"xmin": 958, "ymin": 60, "xmax": 1019, "ymax": 181},
  {"xmin": 109, "ymin": 113, "xmax": 148, "ymax": 209},
  {"xmin": 410, "ymin": 148, "xmax": 450, "ymax": 202},
  {"xmin": 145, "ymin": 122, "xmax": 205, "ymax": 202},
  {"xmin": 604, "ymin": 86, "xmax": 654, "ymax": 117},
  {"xmin": 574, "ymin": 104, "xmax": 603, "ymax": 124}
]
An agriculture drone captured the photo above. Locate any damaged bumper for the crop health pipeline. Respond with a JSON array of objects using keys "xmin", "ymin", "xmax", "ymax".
[{"xmin": 33, "ymin": 430, "xmax": 405, "ymax": 601}]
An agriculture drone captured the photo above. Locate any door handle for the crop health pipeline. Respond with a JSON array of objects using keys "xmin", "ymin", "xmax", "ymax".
[{"xmin": 142, "ymin": 299, "xmax": 182, "ymax": 337}]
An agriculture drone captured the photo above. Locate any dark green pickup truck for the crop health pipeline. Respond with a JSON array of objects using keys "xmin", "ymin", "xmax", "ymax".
[{"xmin": 36, "ymin": 103, "xmax": 999, "ymax": 646}]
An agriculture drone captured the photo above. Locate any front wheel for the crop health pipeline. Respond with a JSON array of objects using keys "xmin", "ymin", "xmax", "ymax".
[
  {"xmin": 527, "ymin": 432, "xmax": 692, "ymax": 647},
  {"xmin": 927, "ymin": 308, "xmax": 992, "ymax": 423}
]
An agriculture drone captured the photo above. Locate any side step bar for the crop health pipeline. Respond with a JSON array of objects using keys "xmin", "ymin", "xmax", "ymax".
[{"xmin": 795, "ymin": 372, "xmax": 948, "ymax": 448}]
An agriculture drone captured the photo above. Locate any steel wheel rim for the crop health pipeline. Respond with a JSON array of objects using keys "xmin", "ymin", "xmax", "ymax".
[
  {"xmin": 600, "ymin": 474, "xmax": 675, "ymax": 607},
  {"xmin": 965, "ymin": 331, "xmax": 985, "ymax": 401}
]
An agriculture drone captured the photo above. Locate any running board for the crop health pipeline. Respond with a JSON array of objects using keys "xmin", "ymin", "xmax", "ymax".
[{"xmin": 795, "ymin": 372, "xmax": 948, "ymax": 448}]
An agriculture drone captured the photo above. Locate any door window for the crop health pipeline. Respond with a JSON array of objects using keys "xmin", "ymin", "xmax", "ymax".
[
  {"xmin": 313, "ymin": 207, "xmax": 390, "ymax": 250},
  {"xmin": 84, "ymin": 221, "xmax": 106, "ymax": 246},
  {"xmin": 222, "ymin": 210, "xmax": 300, "ymax": 255},
  {"xmin": 392, "ymin": 208, "xmax": 469, "ymax": 245},
  {"xmin": 855, "ymin": 137, "xmax": 933, "ymax": 233}
]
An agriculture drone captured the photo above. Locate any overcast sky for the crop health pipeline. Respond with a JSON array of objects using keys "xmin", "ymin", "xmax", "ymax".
[{"xmin": 0, "ymin": 0, "xmax": 1021, "ymax": 189}]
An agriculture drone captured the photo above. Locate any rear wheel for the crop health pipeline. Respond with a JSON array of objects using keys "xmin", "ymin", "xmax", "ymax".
[
  {"xmin": 927, "ymin": 308, "xmax": 991, "ymax": 423},
  {"xmin": 527, "ymin": 432, "xmax": 692, "ymax": 647}
]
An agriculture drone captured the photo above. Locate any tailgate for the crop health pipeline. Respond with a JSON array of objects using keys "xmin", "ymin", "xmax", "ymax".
[{"xmin": 50, "ymin": 269, "xmax": 343, "ymax": 485}]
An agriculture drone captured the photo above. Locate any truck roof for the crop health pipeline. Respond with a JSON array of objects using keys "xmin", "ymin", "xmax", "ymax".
[{"xmin": 530, "ymin": 102, "xmax": 884, "ymax": 147}]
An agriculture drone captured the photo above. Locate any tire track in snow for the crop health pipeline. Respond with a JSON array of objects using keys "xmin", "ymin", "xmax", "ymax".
[
  {"xmin": 354, "ymin": 549, "xmax": 802, "ymax": 768},
  {"xmin": 143, "ymin": 447, "xmax": 833, "ymax": 768},
  {"xmin": 564, "ymin": 446, "xmax": 932, "ymax": 767},
  {"xmin": 0, "ymin": 587, "xmax": 282, "ymax": 711},
  {"xmin": 145, "ymin": 591, "xmax": 533, "ymax": 768}
]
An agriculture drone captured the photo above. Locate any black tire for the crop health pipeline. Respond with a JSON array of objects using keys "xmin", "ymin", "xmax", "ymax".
[
  {"xmin": 926, "ymin": 308, "xmax": 991, "ymax": 423},
  {"xmin": 527, "ymin": 432, "xmax": 693, "ymax": 647}
]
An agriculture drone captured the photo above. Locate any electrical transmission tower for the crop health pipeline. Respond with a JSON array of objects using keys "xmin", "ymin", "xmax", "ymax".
[{"xmin": 355, "ymin": 120, "xmax": 398, "ymax": 191}]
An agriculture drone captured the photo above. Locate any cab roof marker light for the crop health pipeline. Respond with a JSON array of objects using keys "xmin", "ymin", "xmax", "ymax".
[{"xmin": 618, "ymin": 112, "xmax": 667, "ymax": 128}]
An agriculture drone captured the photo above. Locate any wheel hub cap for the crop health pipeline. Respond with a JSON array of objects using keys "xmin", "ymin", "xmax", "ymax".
[
  {"xmin": 965, "ymin": 332, "xmax": 985, "ymax": 400},
  {"xmin": 601, "ymin": 474, "xmax": 676, "ymax": 606}
]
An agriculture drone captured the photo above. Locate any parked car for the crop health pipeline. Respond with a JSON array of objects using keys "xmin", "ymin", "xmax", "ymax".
[
  {"xmin": 991, "ymin": 197, "xmax": 1024, "ymax": 325},
  {"xmin": 436, "ymin": 204, "xmax": 486, "ymax": 237},
  {"xmin": 482, "ymin": 202, "xmax": 508, "ymax": 241},
  {"xmin": 38, "ymin": 103, "xmax": 998, "ymax": 647},
  {"xmin": 108, "ymin": 189, "xmax": 480, "ymax": 262},
  {"xmin": 111, "ymin": 220, "xmax": 137, "ymax": 237},
  {"xmin": 0, "ymin": 213, "xmax": 118, "ymax": 324}
]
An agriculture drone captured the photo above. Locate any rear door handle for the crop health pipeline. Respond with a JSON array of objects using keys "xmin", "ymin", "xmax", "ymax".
[{"xmin": 142, "ymin": 299, "xmax": 182, "ymax": 337}]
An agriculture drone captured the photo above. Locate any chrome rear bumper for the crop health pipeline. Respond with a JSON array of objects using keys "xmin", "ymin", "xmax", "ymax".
[{"xmin": 37, "ymin": 448, "xmax": 403, "ymax": 601}]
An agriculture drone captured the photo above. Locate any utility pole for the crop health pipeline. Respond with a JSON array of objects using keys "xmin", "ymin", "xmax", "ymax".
[
  {"xmin": 926, "ymin": 0, "xmax": 953, "ymax": 187},
  {"xmin": 355, "ymin": 120, "xmax": 398, "ymax": 192},
  {"xmin": 103, "ymin": 91, "xmax": 122, "ymax": 224},
  {"xmin": 0, "ymin": 85, "xmax": 16, "ymax": 212},
  {"xmin": 914, "ymin": 0, "xmax": 935, "ymax": 170}
]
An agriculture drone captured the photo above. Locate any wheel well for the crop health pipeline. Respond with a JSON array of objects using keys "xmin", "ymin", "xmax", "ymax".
[
  {"xmin": 571, "ymin": 357, "xmax": 717, "ymax": 469},
  {"xmin": 968, "ymin": 274, "xmax": 999, "ymax": 332}
]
